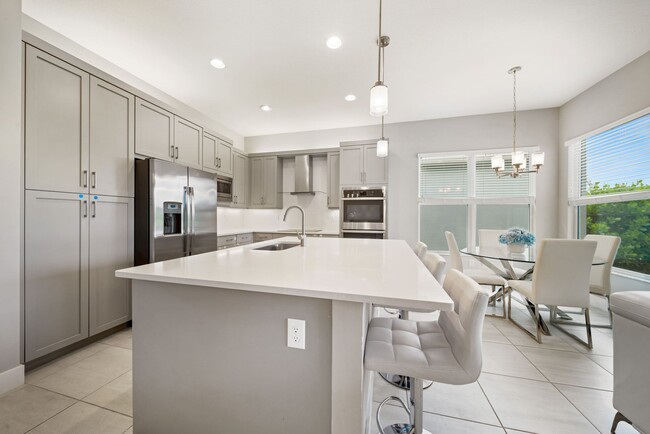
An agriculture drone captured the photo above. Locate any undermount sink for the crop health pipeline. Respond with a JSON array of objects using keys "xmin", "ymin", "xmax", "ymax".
[{"xmin": 253, "ymin": 242, "xmax": 301, "ymax": 251}]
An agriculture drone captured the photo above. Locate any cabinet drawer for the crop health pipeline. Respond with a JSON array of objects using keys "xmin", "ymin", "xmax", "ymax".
[
  {"xmin": 236, "ymin": 233, "xmax": 253, "ymax": 244},
  {"xmin": 217, "ymin": 235, "xmax": 237, "ymax": 249},
  {"xmin": 253, "ymin": 233, "xmax": 276, "ymax": 242}
]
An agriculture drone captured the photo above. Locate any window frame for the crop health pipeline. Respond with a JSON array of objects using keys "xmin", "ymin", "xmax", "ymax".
[
  {"xmin": 418, "ymin": 147, "xmax": 538, "ymax": 252},
  {"xmin": 566, "ymin": 106, "xmax": 650, "ymax": 281}
]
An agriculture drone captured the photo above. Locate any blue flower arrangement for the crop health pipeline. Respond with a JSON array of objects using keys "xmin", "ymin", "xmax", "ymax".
[{"xmin": 498, "ymin": 227, "xmax": 535, "ymax": 246}]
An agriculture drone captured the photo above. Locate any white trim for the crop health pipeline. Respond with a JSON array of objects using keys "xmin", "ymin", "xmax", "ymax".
[
  {"xmin": 569, "ymin": 190, "xmax": 650, "ymax": 206},
  {"xmin": 564, "ymin": 106, "xmax": 650, "ymax": 147},
  {"xmin": 0, "ymin": 364, "xmax": 24, "ymax": 396},
  {"xmin": 419, "ymin": 146, "xmax": 539, "ymax": 160},
  {"xmin": 613, "ymin": 268, "xmax": 650, "ymax": 284}
]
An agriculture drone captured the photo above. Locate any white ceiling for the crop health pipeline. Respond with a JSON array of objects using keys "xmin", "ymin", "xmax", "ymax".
[{"xmin": 22, "ymin": 0, "xmax": 650, "ymax": 137}]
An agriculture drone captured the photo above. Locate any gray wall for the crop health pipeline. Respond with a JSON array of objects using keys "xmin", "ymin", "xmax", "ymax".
[
  {"xmin": 558, "ymin": 50, "xmax": 650, "ymax": 292},
  {"xmin": 0, "ymin": 0, "xmax": 24, "ymax": 389},
  {"xmin": 246, "ymin": 108, "xmax": 560, "ymax": 247}
]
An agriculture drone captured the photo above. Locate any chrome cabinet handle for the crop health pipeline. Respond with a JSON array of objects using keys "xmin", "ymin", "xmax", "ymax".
[
  {"xmin": 91, "ymin": 172, "xmax": 97, "ymax": 189},
  {"xmin": 82, "ymin": 200, "xmax": 88, "ymax": 218},
  {"xmin": 170, "ymin": 145, "xmax": 175, "ymax": 158},
  {"xmin": 91, "ymin": 201, "xmax": 96, "ymax": 218},
  {"xmin": 83, "ymin": 170, "xmax": 88, "ymax": 188},
  {"xmin": 218, "ymin": 157, "xmax": 221, "ymax": 168},
  {"xmin": 175, "ymin": 147, "xmax": 179, "ymax": 159},
  {"xmin": 215, "ymin": 157, "xmax": 219, "ymax": 168}
]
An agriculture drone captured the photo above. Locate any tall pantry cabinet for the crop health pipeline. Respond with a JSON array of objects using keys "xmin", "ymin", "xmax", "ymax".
[{"xmin": 23, "ymin": 45, "xmax": 134, "ymax": 362}]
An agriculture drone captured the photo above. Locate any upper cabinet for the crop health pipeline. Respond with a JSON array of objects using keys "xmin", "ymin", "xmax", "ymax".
[
  {"xmin": 339, "ymin": 143, "xmax": 388, "ymax": 186},
  {"xmin": 25, "ymin": 46, "xmax": 134, "ymax": 197},
  {"xmin": 203, "ymin": 132, "xmax": 233, "ymax": 176},
  {"xmin": 232, "ymin": 151, "xmax": 249, "ymax": 208},
  {"xmin": 173, "ymin": 116, "xmax": 202, "ymax": 169},
  {"xmin": 25, "ymin": 45, "xmax": 90, "ymax": 194},
  {"xmin": 135, "ymin": 98, "xmax": 174, "ymax": 162},
  {"xmin": 327, "ymin": 152, "xmax": 340, "ymax": 208},
  {"xmin": 250, "ymin": 156, "xmax": 282, "ymax": 209},
  {"xmin": 89, "ymin": 77, "xmax": 134, "ymax": 197}
]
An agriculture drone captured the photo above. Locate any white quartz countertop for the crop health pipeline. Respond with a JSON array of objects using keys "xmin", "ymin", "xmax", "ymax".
[{"xmin": 116, "ymin": 238, "xmax": 453, "ymax": 311}]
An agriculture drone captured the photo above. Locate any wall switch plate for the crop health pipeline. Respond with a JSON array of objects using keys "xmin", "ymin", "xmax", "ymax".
[{"xmin": 287, "ymin": 318, "xmax": 305, "ymax": 350}]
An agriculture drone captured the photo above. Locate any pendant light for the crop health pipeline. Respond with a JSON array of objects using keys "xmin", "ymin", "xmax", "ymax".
[
  {"xmin": 370, "ymin": 0, "xmax": 389, "ymax": 117},
  {"xmin": 491, "ymin": 66, "xmax": 545, "ymax": 178},
  {"xmin": 377, "ymin": 116, "xmax": 388, "ymax": 157}
]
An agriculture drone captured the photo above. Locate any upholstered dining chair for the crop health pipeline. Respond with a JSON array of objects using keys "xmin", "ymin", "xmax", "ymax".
[
  {"xmin": 507, "ymin": 239, "xmax": 597, "ymax": 348},
  {"xmin": 413, "ymin": 241, "xmax": 428, "ymax": 260},
  {"xmin": 365, "ymin": 269, "xmax": 488, "ymax": 434},
  {"xmin": 445, "ymin": 231, "xmax": 507, "ymax": 318},
  {"xmin": 585, "ymin": 234, "xmax": 621, "ymax": 327},
  {"xmin": 422, "ymin": 251, "xmax": 446, "ymax": 283}
]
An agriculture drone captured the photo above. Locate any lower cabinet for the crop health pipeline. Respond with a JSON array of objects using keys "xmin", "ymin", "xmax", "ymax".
[{"xmin": 24, "ymin": 190, "xmax": 133, "ymax": 362}]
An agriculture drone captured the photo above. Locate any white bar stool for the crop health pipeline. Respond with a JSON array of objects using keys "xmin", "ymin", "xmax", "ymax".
[{"xmin": 365, "ymin": 270, "xmax": 488, "ymax": 434}]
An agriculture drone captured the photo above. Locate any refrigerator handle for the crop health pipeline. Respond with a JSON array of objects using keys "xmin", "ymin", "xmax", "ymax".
[{"xmin": 183, "ymin": 186, "xmax": 190, "ymax": 255}]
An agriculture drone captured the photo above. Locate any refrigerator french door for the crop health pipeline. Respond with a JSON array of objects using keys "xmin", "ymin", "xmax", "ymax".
[{"xmin": 135, "ymin": 159, "xmax": 218, "ymax": 265}]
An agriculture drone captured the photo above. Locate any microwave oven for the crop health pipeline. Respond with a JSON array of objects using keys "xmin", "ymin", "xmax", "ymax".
[{"xmin": 217, "ymin": 176, "xmax": 233, "ymax": 202}]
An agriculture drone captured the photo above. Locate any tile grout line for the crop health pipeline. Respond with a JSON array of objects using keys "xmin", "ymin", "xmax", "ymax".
[{"xmin": 475, "ymin": 379, "xmax": 507, "ymax": 432}]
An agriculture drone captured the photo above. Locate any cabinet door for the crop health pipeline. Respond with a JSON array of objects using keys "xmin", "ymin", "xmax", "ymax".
[
  {"xmin": 25, "ymin": 46, "xmax": 89, "ymax": 194},
  {"xmin": 233, "ymin": 152, "xmax": 249, "ymax": 208},
  {"xmin": 135, "ymin": 98, "xmax": 173, "ymax": 161},
  {"xmin": 339, "ymin": 146, "xmax": 363, "ymax": 186},
  {"xmin": 202, "ymin": 133, "xmax": 218, "ymax": 173},
  {"xmin": 174, "ymin": 117, "xmax": 202, "ymax": 169},
  {"xmin": 89, "ymin": 77, "xmax": 134, "ymax": 197},
  {"xmin": 217, "ymin": 140, "xmax": 233, "ymax": 176},
  {"xmin": 89, "ymin": 196, "xmax": 133, "ymax": 336},
  {"xmin": 250, "ymin": 157, "xmax": 264, "ymax": 207},
  {"xmin": 363, "ymin": 144, "xmax": 388, "ymax": 184},
  {"xmin": 24, "ymin": 190, "xmax": 89, "ymax": 361},
  {"xmin": 327, "ymin": 153, "xmax": 340, "ymax": 208},
  {"xmin": 262, "ymin": 157, "xmax": 282, "ymax": 209}
]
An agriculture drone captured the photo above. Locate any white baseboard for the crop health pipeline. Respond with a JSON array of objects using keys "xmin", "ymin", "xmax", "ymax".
[{"xmin": 0, "ymin": 364, "xmax": 24, "ymax": 396}]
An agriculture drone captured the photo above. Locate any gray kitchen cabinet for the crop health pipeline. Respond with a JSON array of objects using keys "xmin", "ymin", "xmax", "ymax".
[
  {"xmin": 327, "ymin": 152, "xmax": 340, "ymax": 208},
  {"xmin": 250, "ymin": 156, "xmax": 283, "ymax": 209},
  {"xmin": 90, "ymin": 77, "xmax": 134, "ymax": 197},
  {"xmin": 89, "ymin": 196, "xmax": 133, "ymax": 336},
  {"xmin": 24, "ymin": 190, "xmax": 134, "ymax": 361},
  {"xmin": 232, "ymin": 151, "xmax": 249, "ymax": 208},
  {"xmin": 135, "ymin": 98, "xmax": 174, "ymax": 162},
  {"xmin": 24, "ymin": 190, "xmax": 89, "ymax": 361},
  {"xmin": 202, "ymin": 132, "xmax": 219, "ymax": 173},
  {"xmin": 25, "ymin": 45, "xmax": 90, "ymax": 194},
  {"xmin": 217, "ymin": 235, "xmax": 237, "ymax": 250},
  {"xmin": 253, "ymin": 232, "xmax": 284, "ymax": 242},
  {"xmin": 217, "ymin": 140, "xmax": 233, "ymax": 176},
  {"xmin": 339, "ymin": 143, "xmax": 388, "ymax": 186},
  {"xmin": 174, "ymin": 116, "xmax": 203, "ymax": 169},
  {"xmin": 236, "ymin": 233, "xmax": 253, "ymax": 246}
]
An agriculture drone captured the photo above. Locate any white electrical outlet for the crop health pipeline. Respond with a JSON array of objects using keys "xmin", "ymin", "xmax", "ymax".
[{"xmin": 287, "ymin": 318, "xmax": 306, "ymax": 350}]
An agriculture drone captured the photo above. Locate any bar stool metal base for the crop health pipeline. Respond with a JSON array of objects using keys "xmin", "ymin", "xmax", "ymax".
[
  {"xmin": 379, "ymin": 372, "xmax": 433, "ymax": 390},
  {"xmin": 379, "ymin": 424, "xmax": 432, "ymax": 434}
]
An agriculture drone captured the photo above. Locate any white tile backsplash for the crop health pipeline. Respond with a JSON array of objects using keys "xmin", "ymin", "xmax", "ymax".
[{"xmin": 218, "ymin": 156, "xmax": 340, "ymax": 234}]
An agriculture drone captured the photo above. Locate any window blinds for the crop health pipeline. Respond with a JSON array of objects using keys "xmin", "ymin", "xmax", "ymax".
[
  {"xmin": 419, "ymin": 156, "xmax": 467, "ymax": 198},
  {"xmin": 571, "ymin": 112, "xmax": 650, "ymax": 205},
  {"xmin": 475, "ymin": 155, "xmax": 531, "ymax": 198}
]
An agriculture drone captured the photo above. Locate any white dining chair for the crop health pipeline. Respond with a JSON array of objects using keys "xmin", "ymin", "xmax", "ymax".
[
  {"xmin": 507, "ymin": 239, "xmax": 597, "ymax": 348},
  {"xmin": 585, "ymin": 234, "xmax": 621, "ymax": 327},
  {"xmin": 445, "ymin": 231, "xmax": 507, "ymax": 318},
  {"xmin": 413, "ymin": 241, "xmax": 428, "ymax": 260},
  {"xmin": 422, "ymin": 251, "xmax": 446, "ymax": 283}
]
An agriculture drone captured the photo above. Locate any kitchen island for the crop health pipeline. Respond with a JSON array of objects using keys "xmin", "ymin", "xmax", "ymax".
[{"xmin": 116, "ymin": 237, "xmax": 453, "ymax": 434}]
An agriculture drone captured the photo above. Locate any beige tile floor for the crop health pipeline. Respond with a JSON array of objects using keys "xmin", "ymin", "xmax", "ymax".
[{"xmin": 0, "ymin": 295, "xmax": 641, "ymax": 434}]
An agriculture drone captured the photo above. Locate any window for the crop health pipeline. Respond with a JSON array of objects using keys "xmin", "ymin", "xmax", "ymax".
[
  {"xmin": 418, "ymin": 150, "xmax": 536, "ymax": 251},
  {"xmin": 569, "ymin": 111, "xmax": 650, "ymax": 276}
]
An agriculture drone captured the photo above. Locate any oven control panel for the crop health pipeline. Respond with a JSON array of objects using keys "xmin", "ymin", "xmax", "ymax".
[{"xmin": 342, "ymin": 188, "xmax": 385, "ymax": 198}]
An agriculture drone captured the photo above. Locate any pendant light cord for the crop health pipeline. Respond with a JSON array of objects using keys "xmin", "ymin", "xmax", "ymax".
[
  {"xmin": 377, "ymin": 0, "xmax": 382, "ymax": 83},
  {"xmin": 381, "ymin": 116, "xmax": 385, "ymax": 138},
  {"xmin": 512, "ymin": 69, "xmax": 517, "ymax": 153}
]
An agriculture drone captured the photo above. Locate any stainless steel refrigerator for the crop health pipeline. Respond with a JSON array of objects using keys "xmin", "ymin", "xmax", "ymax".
[{"xmin": 135, "ymin": 158, "xmax": 218, "ymax": 265}]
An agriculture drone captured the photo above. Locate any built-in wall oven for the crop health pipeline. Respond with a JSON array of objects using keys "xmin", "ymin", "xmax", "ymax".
[{"xmin": 340, "ymin": 187, "xmax": 386, "ymax": 239}]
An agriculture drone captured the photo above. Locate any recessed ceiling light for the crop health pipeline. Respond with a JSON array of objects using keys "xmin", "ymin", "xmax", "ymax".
[
  {"xmin": 260, "ymin": 105, "xmax": 272, "ymax": 112},
  {"xmin": 326, "ymin": 36, "xmax": 342, "ymax": 49},
  {"xmin": 345, "ymin": 94, "xmax": 357, "ymax": 102},
  {"xmin": 210, "ymin": 58, "xmax": 225, "ymax": 69}
]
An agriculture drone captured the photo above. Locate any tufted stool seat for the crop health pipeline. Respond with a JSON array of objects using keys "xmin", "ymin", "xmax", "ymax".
[{"xmin": 365, "ymin": 269, "xmax": 488, "ymax": 434}]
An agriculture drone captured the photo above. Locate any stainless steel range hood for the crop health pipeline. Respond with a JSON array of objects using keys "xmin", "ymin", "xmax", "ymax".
[{"xmin": 290, "ymin": 155, "xmax": 316, "ymax": 195}]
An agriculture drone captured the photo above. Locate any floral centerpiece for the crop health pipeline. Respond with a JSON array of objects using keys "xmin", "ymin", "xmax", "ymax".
[{"xmin": 498, "ymin": 227, "xmax": 535, "ymax": 253}]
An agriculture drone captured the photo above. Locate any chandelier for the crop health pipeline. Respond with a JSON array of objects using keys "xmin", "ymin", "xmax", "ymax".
[{"xmin": 491, "ymin": 66, "xmax": 544, "ymax": 177}]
